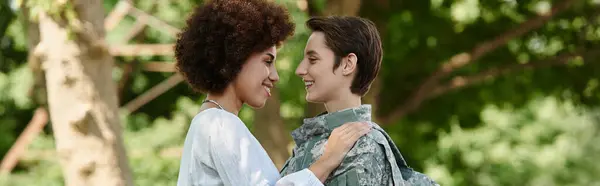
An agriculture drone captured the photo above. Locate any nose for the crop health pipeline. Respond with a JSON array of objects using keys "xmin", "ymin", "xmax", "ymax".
[
  {"xmin": 268, "ymin": 66, "xmax": 279, "ymax": 83},
  {"xmin": 295, "ymin": 59, "xmax": 307, "ymax": 77}
]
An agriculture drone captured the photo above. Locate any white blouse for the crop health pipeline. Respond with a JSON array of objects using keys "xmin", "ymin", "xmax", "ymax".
[{"xmin": 177, "ymin": 108, "xmax": 323, "ymax": 186}]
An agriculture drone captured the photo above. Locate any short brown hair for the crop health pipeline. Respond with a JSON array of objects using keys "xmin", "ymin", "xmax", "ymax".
[
  {"xmin": 175, "ymin": 0, "xmax": 294, "ymax": 94},
  {"xmin": 306, "ymin": 16, "xmax": 382, "ymax": 96}
]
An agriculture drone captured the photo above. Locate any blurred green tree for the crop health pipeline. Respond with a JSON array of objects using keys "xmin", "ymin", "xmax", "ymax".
[{"xmin": 1, "ymin": 0, "xmax": 599, "ymax": 185}]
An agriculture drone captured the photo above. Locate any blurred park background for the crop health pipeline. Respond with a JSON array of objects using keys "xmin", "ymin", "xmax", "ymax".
[{"xmin": 0, "ymin": 0, "xmax": 599, "ymax": 185}]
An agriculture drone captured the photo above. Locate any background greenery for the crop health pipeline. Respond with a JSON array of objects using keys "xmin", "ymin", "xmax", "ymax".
[{"xmin": 1, "ymin": 0, "xmax": 599, "ymax": 185}]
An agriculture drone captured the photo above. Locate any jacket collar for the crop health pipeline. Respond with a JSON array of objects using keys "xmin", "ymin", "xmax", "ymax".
[{"xmin": 291, "ymin": 105, "xmax": 372, "ymax": 145}]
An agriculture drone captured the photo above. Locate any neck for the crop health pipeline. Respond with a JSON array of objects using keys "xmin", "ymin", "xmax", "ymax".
[
  {"xmin": 203, "ymin": 87, "xmax": 243, "ymax": 115},
  {"xmin": 324, "ymin": 92, "xmax": 361, "ymax": 113}
]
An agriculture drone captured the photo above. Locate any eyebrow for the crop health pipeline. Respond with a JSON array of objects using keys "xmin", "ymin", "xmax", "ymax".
[{"xmin": 306, "ymin": 50, "xmax": 318, "ymax": 56}]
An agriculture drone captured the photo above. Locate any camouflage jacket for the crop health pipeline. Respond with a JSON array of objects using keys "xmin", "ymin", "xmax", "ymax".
[{"xmin": 280, "ymin": 105, "xmax": 439, "ymax": 186}]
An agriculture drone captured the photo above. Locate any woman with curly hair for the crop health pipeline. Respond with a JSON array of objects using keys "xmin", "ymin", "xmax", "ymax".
[{"xmin": 174, "ymin": 0, "xmax": 371, "ymax": 185}]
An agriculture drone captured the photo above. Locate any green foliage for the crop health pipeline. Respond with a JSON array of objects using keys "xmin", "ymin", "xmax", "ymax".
[
  {"xmin": 367, "ymin": 0, "xmax": 600, "ymax": 173},
  {"xmin": 0, "ymin": 131, "xmax": 63, "ymax": 186},
  {"xmin": 105, "ymin": 0, "xmax": 205, "ymax": 121},
  {"xmin": 425, "ymin": 97, "xmax": 600, "ymax": 185},
  {"xmin": 0, "ymin": 158, "xmax": 64, "ymax": 186},
  {"xmin": 0, "ymin": 133, "xmax": 182, "ymax": 186},
  {"xmin": 377, "ymin": 0, "xmax": 600, "ymax": 119},
  {"xmin": 0, "ymin": 1, "xmax": 34, "ymax": 159},
  {"xmin": 2, "ymin": 0, "xmax": 600, "ymax": 185},
  {"xmin": 130, "ymin": 154, "xmax": 180, "ymax": 186},
  {"xmin": 24, "ymin": 0, "xmax": 83, "ymax": 40},
  {"xmin": 1, "ymin": 96, "xmax": 197, "ymax": 186}
]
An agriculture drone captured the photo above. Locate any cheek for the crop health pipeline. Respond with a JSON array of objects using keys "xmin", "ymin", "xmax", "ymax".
[
  {"xmin": 234, "ymin": 66, "xmax": 257, "ymax": 91},
  {"xmin": 240, "ymin": 64, "xmax": 268, "ymax": 94},
  {"xmin": 243, "ymin": 62, "xmax": 267, "ymax": 81},
  {"xmin": 310, "ymin": 70, "xmax": 331, "ymax": 92},
  {"xmin": 311, "ymin": 67, "xmax": 332, "ymax": 83},
  {"xmin": 316, "ymin": 70, "xmax": 343, "ymax": 92}
]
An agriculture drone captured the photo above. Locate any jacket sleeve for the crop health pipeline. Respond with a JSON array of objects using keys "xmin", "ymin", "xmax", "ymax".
[{"xmin": 405, "ymin": 171, "xmax": 440, "ymax": 186}]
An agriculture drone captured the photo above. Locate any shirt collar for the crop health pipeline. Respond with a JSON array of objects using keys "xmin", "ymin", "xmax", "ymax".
[{"xmin": 291, "ymin": 104, "xmax": 372, "ymax": 145}]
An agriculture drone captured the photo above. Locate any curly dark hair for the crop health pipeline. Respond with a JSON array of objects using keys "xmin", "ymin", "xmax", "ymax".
[{"xmin": 175, "ymin": 0, "xmax": 295, "ymax": 94}]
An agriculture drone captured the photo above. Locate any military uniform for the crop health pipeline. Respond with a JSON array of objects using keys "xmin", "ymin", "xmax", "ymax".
[{"xmin": 280, "ymin": 105, "xmax": 439, "ymax": 186}]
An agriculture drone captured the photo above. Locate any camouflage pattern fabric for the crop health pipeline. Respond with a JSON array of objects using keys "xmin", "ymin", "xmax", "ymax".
[{"xmin": 280, "ymin": 105, "xmax": 439, "ymax": 186}]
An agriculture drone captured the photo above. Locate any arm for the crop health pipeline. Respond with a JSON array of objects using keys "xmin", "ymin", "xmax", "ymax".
[
  {"xmin": 275, "ymin": 169, "xmax": 323, "ymax": 186},
  {"xmin": 207, "ymin": 114, "xmax": 371, "ymax": 186},
  {"xmin": 309, "ymin": 122, "xmax": 372, "ymax": 182},
  {"xmin": 323, "ymin": 137, "xmax": 392, "ymax": 186},
  {"xmin": 278, "ymin": 122, "xmax": 371, "ymax": 185},
  {"xmin": 277, "ymin": 122, "xmax": 371, "ymax": 185},
  {"xmin": 206, "ymin": 113, "xmax": 324, "ymax": 186}
]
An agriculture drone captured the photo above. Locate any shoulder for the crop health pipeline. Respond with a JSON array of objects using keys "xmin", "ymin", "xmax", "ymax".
[
  {"xmin": 338, "ymin": 122, "xmax": 397, "ymax": 171},
  {"xmin": 189, "ymin": 108, "xmax": 248, "ymax": 137},
  {"xmin": 343, "ymin": 122, "xmax": 390, "ymax": 156},
  {"xmin": 363, "ymin": 122, "xmax": 393, "ymax": 145},
  {"xmin": 342, "ymin": 124, "xmax": 390, "ymax": 162},
  {"xmin": 192, "ymin": 108, "xmax": 244, "ymax": 127}
]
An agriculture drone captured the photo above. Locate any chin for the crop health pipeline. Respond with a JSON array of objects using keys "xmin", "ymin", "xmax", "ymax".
[
  {"xmin": 246, "ymin": 99, "xmax": 267, "ymax": 109},
  {"xmin": 305, "ymin": 94, "xmax": 324, "ymax": 103}
]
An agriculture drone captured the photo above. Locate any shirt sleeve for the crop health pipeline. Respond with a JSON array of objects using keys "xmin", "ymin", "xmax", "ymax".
[
  {"xmin": 276, "ymin": 168, "xmax": 323, "ymax": 186},
  {"xmin": 204, "ymin": 111, "xmax": 323, "ymax": 186},
  {"xmin": 205, "ymin": 112, "xmax": 254, "ymax": 186}
]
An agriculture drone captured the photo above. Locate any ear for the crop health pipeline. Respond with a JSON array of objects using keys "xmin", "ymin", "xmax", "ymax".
[{"xmin": 342, "ymin": 53, "xmax": 358, "ymax": 76}]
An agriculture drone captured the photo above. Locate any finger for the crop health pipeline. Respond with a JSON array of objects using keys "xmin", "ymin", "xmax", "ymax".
[
  {"xmin": 333, "ymin": 122, "xmax": 353, "ymax": 134},
  {"xmin": 332, "ymin": 122, "xmax": 369, "ymax": 141},
  {"xmin": 340, "ymin": 122, "xmax": 363, "ymax": 134},
  {"xmin": 360, "ymin": 125, "xmax": 372, "ymax": 134},
  {"xmin": 357, "ymin": 121, "xmax": 370, "ymax": 128},
  {"xmin": 345, "ymin": 131, "xmax": 364, "ymax": 147},
  {"xmin": 344, "ymin": 133, "xmax": 361, "ymax": 152},
  {"xmin": 347, "ymin": 122, "xmax": 368, "ymax": 132},
  {"xmin": 350, "ymin": 122, "xmax": 370, "ymax": 133},
  {"xmin": 338, "ymin": 123, "xmax": 362, "ymax": 138},
  {"xmin": 360, "ymin": 127, "xmax": 372, "ymax": 135},
  {"xmin": 339, "ymin": 127, "xmax": 368, "ymax": 142},
  {"xmin": 348, "ymin": 126, "xmax": 371, "ymax": 141},
  {"xmin": 351, "ymin": 123, "xmax": 371, "ymax": 134}
]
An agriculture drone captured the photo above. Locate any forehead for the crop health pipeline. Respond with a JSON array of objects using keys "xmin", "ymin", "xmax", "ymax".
[
  {"xmin": 263, "ymin": 45, "xmax": 277, "ymax": 55},
  {"xmin": 305, "ymin": 32, "xmax": 328, "ymax": 52}
]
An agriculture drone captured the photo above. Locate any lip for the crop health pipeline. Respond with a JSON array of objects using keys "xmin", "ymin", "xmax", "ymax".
[
  {"xmin": 303, "ymin": 79, "xmax": 314, "ymax": 90},
  {"xmin": 263, "ymin": 84, "xmax": 273, "ymax": 97}
]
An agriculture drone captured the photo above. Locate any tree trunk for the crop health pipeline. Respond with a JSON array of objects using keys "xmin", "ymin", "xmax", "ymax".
[
  {"xmin": 253, "ymin": 90, "xmax": 291, "ymax": 169},
  {"xmin": 38, "ymin": 0, "xmax": 133, "ymax": 185}
]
